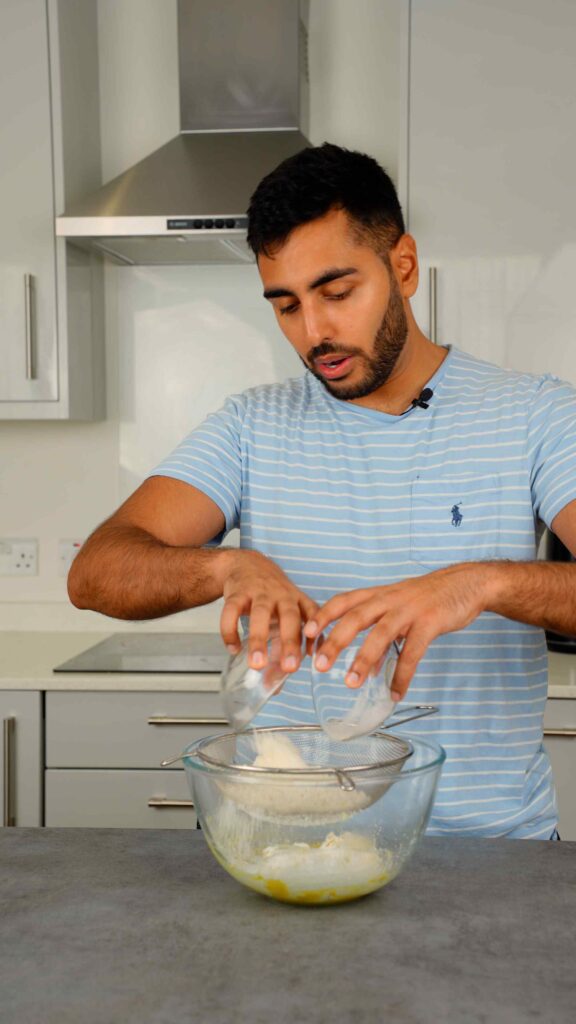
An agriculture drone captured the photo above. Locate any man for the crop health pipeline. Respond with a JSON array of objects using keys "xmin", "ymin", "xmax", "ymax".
[{"xmin": 69, "ymin": 143, "xmax": 576, "ymax": 840}]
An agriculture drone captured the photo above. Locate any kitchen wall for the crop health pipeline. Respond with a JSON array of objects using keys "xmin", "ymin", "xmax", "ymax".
[{"xmin": 0, "ymin": 0, "xmax": 403, "ymax": 631}]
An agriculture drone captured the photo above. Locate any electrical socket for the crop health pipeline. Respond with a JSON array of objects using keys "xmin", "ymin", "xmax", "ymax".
[
  {"xmin": 58, "ymin": 539, "xmax": 84, "ymax": 577},
  {"xmin": 0, "ymin": 539, "xmax": 38, "ymax": 576}
]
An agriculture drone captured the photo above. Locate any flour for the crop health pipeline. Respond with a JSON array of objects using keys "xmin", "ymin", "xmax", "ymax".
[
  {"xmin": 223, "ymin": 830, "xmax": 392, "ymax": 904},
  {"xmin": 217, "ymin": 731, "xmax": 382, "ymax": 821}
]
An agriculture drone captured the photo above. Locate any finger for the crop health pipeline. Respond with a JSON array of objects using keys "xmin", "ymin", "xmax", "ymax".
[
  {"xmin": 277, "ymin": 601, "xmax": 305, "ymax": 672},
  {"xmin": 343, "ymin": 619, "xmax": 400, "ymax": 689},
  {"xmin": 304, "ymin": 589, "xmax": 375, "ymax": 639},
  {"xmin": 247, "ymin": 600, "xmax": 273, "ymax": 669},
  {"xmin": 299, "ymin": 595, "xmax": 320, "ymax": 657},
  {"xmin": 220, "ymin": 593, "xmax": 250, "ymax": 653},
  {"xmin": 389, "ymin": 629, "xmax": 432, "ymax": 701},
  {"xmin": 312, "ymin": 604, "xmax": 386, "ymax": 673}
]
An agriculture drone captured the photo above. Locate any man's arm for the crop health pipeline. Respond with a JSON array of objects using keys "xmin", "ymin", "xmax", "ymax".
[
  {"xmin": 305, "ymin": 499, "xmax": 576, "ymax": 699},
  {"xmin": 68, "ymin": 476, "xmax": 234, "ymax": 619},
  {"xmin": 68, "ymin": 475, "xmax": 317, "ymax": 670}
]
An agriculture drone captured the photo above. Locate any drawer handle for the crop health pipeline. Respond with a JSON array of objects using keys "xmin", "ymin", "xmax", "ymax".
[
  {"xmin": 3, "ymin": 717, "xmax": 16, "ymax": 827},
  {"xmin": 544, "ymin": 728, "xmax": 576, "ymax": 738},
  {"xmin": 148, "ymin": 716, "xmax": 227, "ymax": 726},
  {"xmin": 429, "ymin": 266, "xmax": 438, "ymax": 344},
  {"xmin": 148, "ymin": 798, "xmax": 195, "ymax": 809},
  {"xmin": 24, "ymin": 273, "xmax": 36, "ymax": 380}
]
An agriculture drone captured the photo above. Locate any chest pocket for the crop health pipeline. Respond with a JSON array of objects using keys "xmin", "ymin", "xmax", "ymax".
[{"xmin": 410, "ymin": 473, "xmax": 507, "ymax": 569}]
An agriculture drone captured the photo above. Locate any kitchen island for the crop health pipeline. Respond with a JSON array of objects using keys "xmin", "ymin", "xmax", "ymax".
[{"xmin": 1, "ymin": 829, "xmax": 574, "ymax": 1023}]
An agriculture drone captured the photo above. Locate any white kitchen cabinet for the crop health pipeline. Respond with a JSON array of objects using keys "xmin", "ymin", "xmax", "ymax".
[
  {"xmin": 543, "ymin": 698, "xmax": 576, "ymax": 841},
  {"xmin": 0, "ymin": 0, "xmax": 104, "ymax": 419},
  {"xmin": 407, "ymin": 0, "xmax": 576, "ymax": 384},
  {"xmin": 0, "ymin": 691, "xmax": 42, "ymax": 827},
  {"xmin": 45, "ymin": 690, "xmax": 226, "ymax": 829}
]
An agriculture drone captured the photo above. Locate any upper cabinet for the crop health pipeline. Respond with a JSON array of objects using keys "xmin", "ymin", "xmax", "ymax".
[
  {"xmin": 407, "ymin": 0, "xmax": 576, "ymax": 384},
  {"xmin": 0, "ymin": 0, "xmax": 104, "ymax": 419}
]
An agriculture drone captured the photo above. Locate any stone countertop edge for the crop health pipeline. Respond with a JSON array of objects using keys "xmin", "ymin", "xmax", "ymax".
[{"xmin": 0, "ymin": 631, "xmax": 576, "ymax": 696}]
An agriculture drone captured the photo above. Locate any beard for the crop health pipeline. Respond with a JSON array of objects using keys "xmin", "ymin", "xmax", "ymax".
[{"xmin": 302, "ymin": 277, "xmax": 409, "ymax": 400}]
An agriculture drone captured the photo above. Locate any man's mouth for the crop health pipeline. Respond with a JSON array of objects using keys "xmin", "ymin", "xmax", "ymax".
[{"xmin": 314, "ymin": 355, "xmax": 354, "ymax": 380}]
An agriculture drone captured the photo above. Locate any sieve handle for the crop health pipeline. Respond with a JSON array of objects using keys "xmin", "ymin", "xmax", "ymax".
[{"xmin": 383, "ymin": 705, "xmax": 438, "ymax": 730}]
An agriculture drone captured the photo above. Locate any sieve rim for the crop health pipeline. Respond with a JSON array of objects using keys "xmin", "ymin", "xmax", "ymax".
[{"xmin": 182, "ymin": 724, "xmax": 415, "ymax": 776}]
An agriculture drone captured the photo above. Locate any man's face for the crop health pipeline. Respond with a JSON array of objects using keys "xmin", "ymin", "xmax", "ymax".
[{"xmin": 258, "ymin": 207, "xmax": 409, "ymax": 400}]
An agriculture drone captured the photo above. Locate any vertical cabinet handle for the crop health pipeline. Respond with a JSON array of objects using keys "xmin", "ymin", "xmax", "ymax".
[
  {"xmin": 429, "ymin": 266, "xmax": 438, "ymax": 344},
  {"xmin": 3, "ymin": 718, "xmax": 16, "ymax": 827},
  {"xmin": 24, "ymin": 273, "xmax": 36, "ymax": 380}
]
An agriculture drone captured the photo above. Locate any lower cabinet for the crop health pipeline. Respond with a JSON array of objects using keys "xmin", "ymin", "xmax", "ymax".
[
  {"xmin": 543, "ymin": 698, "xmax": 576, "ymax": 841},
  {"xmin": 0, "ymin": 690, "xmax": 42, "ymax": 827},
  {"xmin": 45, "ymin": 689, "xmax": 226, "ymax": 830},
  {"xmin": 6, "ymin": 688, "xmax": 574, "ymax": 834},
  {"xmin": 45, "ymin": 769, "xmax": 196, "ymax": 829}
]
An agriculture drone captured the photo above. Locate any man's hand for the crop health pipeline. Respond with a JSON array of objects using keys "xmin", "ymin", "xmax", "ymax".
[
  {"xmin": 219, "ymin": 549, "xmax": 319, "ymax": 673},
  {"xmin": 303, "ymin": 564, "xmax": 492, "ymax": 701}
]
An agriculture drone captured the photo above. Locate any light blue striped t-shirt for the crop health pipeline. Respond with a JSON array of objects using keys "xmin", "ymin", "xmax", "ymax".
[{"xmin": 151, "ymin": 346, "xmax": 576, "ymax": 839}]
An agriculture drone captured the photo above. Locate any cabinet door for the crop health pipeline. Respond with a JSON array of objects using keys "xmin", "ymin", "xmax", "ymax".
[
  {"xmin": 45, "ymin": 769, "xmax": 197, "ymax": 829},
  {"xmin": 408, "ymin": 0, "xmax": 576, "ymax": 383},
  {"xmin": 46, "ymin": 691, "xmax": 226, "ymax": 768},
  {"xmin": 543, "ymin": 698, "xmax": 576, "ymax": 841},
  {"xmin": 0, "ymin": 0, "xmax": 58, "ymax": 402},
  {"xmin": 0, "ymin": 691, "xmax": 42, "ymax": 827}
]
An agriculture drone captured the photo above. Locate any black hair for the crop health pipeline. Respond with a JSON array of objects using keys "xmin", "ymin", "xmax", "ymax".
[{"xmin": 246, "ymin": 142, "xmax": 405, "ymax": 260}]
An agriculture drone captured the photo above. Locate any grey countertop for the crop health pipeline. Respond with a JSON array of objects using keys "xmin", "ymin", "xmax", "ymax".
[{"xmin": 1, "ymin": 829, "xmax": 574, "ymax": 1024}]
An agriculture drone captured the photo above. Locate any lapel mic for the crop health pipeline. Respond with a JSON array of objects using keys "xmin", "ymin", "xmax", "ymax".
[{"xmin": 411, "ymin": 387, "xmax": 434, "ymax": 410}]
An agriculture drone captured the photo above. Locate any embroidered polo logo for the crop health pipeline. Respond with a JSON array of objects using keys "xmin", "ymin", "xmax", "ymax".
[{"xmin": 451, "ymin": 503, "xmax": 463, "ymax": 527}]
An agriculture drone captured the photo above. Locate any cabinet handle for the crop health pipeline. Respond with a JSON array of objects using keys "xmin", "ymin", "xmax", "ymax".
[
  {"xmin": 24, "ymin": 274, "xmax": 36, "ymax": 380},
  {"xmin": 148, "ymin": 798, "xmax": 195, "ymax": 809},
  {"xmin": 148, "ymin": 716, "xmax": 227, "ymax": 727},
  {"xmin": 3, "ymin": 718, "xmax": 16, "ymax": 827},
  {"xmin": 429, "ymin": 266, "xmax": 438, "ymax": 344},
  {"xmin": 544, "ymin": 728, "xmax": 576, "ymax": 738}
]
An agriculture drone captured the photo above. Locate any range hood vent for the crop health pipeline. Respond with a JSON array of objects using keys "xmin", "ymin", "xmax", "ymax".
[{"xmin": 56, "ymin": 0, "xmax": 310, "ymax": 265}]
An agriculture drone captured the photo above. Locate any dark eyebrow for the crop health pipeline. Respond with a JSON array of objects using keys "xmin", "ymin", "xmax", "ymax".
[{"xmin": 263, "ymin": 266, "xmax": 359, "ymax": 301}]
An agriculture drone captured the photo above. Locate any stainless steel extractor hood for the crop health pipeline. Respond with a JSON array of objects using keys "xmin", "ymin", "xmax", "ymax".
[{"xmin": 56, "ymin": 0, "xmax": 310, "ymax": 266}]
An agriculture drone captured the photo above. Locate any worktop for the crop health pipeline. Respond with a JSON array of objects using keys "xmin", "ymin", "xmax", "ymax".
[
  {"xmin": 0, "ymin": 829, "xmax": 574, "ymax": 1023},
  {"xmin": 1, "ymin": 631, "xmax": 576, "ymax": 696},
  {"xmin": 0, "ymin": 632, "xmax": 220, "ymax": 691}
]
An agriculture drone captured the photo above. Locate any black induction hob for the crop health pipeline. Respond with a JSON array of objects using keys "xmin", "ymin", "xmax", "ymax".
[{"xmin": 53, "ymin": 632, "xmax": 228, "ymax": 674}]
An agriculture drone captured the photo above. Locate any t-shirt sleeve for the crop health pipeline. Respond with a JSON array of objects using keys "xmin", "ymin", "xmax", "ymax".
[
  {"xmin": 148, "ymin": 394, "xmax": 244, "ymax": 538},
  {"xmin": 527, "ymin": 373, "xmax": 576, "ymax": 528}
]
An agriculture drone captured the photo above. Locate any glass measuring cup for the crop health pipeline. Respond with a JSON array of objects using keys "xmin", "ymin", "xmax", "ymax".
[
  {"xmin": 220, "ymin": 628, "xmax": 302, "ymax": 731},
  {"xmin": 311, "ymin": 629, "xmax": 401, "ymax": 740}
]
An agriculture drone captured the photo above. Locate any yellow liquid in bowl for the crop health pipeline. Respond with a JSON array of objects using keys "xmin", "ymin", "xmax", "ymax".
[{"xmin": 208, "ymin": 832, "xmax": 395, "ymax": 906}]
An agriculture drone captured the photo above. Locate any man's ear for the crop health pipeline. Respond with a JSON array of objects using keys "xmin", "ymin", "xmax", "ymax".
[{"xmin": 390, "ymin": 234, "xmax": 419, "ymax": 299}]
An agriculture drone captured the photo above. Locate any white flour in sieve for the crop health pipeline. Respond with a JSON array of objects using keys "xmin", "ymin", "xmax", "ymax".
[{"xmin": 217, "ymin": 731, "xmax": 379, "ymax": 820}]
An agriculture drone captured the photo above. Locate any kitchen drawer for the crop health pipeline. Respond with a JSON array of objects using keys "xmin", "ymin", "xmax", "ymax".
[
  {"xmin": 543, "ymin": 698, "xmax": 576, "ymax": 840},
  {"xmin": 45, "ymin": 769, "xmax": 196, "ymax": 829},
  {"xmin": 543, "ymin": 698, "xmax": 576, "ymax": 731},
  {"xmin": 46, "ymin": 691, "xmax": 227, "ymax": 768}
]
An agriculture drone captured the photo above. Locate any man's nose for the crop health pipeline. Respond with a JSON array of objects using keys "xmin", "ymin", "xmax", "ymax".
[{"xmin": 301, "ymin": 304, "xmax": 334, "ymax": 346}]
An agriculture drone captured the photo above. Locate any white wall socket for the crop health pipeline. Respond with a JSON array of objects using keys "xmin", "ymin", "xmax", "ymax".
[
  {"xmin": 0, "ymin": 539, "xmax": 38, "ymax": 576},
  {"xmin": 58, "ymin": 539, "xmax": 84, "ymax": 577}
]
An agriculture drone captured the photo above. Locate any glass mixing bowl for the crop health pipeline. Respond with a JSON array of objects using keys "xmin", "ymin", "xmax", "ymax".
[{"xmin": 182, "ymin": 726, "xmax": 445, "ymax": 906}]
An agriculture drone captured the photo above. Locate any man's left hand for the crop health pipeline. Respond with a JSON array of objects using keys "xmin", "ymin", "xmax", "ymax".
[{"xmin": 303, "ymin": 563, "xmax": 491, "ymax": 701}]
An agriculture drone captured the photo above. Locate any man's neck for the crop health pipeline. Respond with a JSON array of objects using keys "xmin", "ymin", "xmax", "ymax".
[{"xmin": 348, "ymin": 335, "xmax": 448, "ymax": 416}]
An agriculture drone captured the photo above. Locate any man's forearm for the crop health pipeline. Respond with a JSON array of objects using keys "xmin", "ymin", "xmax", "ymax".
[
  {"xmin": 479, "ymin": 560, "xmax": 576, "ymax": 635},
  {"xmin": 68, "ymin": 521, "xmax": 238, "ymax": 620}
]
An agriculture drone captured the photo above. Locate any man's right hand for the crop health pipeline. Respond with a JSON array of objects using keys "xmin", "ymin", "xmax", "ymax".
[{"xmin": 217, "ymin": 549, "xmax": 319, "ymax": 673}]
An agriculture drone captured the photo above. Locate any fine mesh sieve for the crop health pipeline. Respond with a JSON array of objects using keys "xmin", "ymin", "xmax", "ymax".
[{"xmin": 176, "ymin": 716, "xmax": 436, "ymax": 822}]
